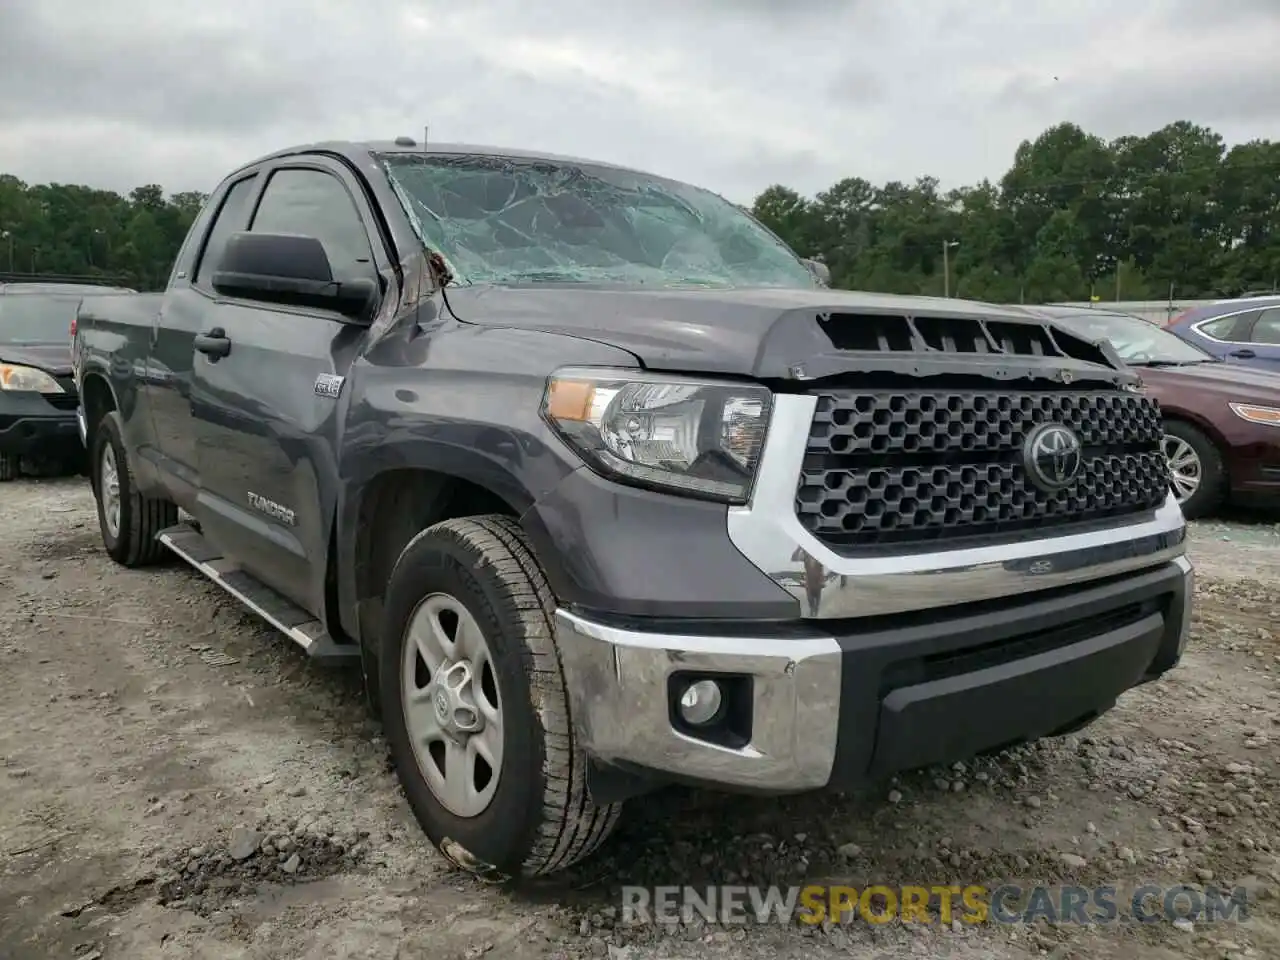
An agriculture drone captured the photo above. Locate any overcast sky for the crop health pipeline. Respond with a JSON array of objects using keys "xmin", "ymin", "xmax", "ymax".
[{"xmin": 1, "ymin": 0, "xmax": 1276, "ymax": 204}]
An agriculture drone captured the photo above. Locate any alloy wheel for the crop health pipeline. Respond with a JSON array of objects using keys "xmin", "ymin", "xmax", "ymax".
[
  {"xmin": 1162, "ymin": 434, "xmax": 1201, "ymax": 504},
  {"xmin": 400, "ymin": 592, "xmax": 504, "ymax": 818},
  {"xmin": 100, "ymin": 445, "xmax": 122, "ymax": 538}
]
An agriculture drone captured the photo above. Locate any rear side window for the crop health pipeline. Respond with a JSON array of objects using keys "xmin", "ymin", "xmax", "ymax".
[
  {"xmin": 1197, "ymin": 314, "xmax": 1249, "ymax": 341},
  {"xmin": 249, "ymin": 169, "xmax": 375, "ymax": 284},
  {"xmin": 1251, "ymin": 308, "xmax": 1280, "ymax": 345},
  {"xmin": 195, "ymin": 176, "xmax": 258, "ymax": 287}
]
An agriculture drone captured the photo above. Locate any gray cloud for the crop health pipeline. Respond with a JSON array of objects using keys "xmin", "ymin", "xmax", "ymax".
[
  {"xmin": 0, "ymin": 0, "xmax": 1274, "ymax": 203},
  {"xmin": 1081, "ymin": 67, "xmax": 1279, "ymax": 133},
  {"xmin": 827, "ymin": 64, "xmax": 886, "ymax": 106},
  {"xmin": 1169, "ymin": 0, "xmax": 1280, "ymax": 27}
]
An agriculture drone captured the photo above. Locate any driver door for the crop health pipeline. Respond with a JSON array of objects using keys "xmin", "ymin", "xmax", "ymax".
[{"xmin": 189, "ymin": 159, "xmax": 382, "ymax": 614}]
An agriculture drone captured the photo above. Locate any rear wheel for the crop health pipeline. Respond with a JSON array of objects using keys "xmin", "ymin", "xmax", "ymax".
[
  {"xmin": 0, "ymin": 453, "xmax": 18, "ymax": 482},
  {"xmin": 91, "ymin": 411, "xmax": 177, "ymax": 566},
  {"xmin": 380, "ymin": 515, "xmax": 622, "ymax": 880},
  {"xmin": 1162, "ymin": 421, "xmax": 1225, "ymax": 520}
]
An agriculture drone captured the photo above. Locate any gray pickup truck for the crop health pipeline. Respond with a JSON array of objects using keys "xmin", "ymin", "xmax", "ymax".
[{"xmin": 71, "ymin": 139, "xmax": 1194, "ymax": 880}]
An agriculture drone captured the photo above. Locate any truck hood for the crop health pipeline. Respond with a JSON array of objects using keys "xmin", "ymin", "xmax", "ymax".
[
  {"xmin": 445, "ymin": 285, "xmax": 1128, "ymax": 384},
  {"xmin": 0, "ymin": 342, "xmax": 72, "ymax": 376}
]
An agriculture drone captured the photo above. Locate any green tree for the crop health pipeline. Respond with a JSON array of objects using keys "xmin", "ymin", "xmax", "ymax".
[
  {"xmin": 0, "ymin": 178, "xmax": 204, "ymax": 289},
  {"xmin": 750, "ymin": 119, "xmax": 1279, "ymax": 303}
]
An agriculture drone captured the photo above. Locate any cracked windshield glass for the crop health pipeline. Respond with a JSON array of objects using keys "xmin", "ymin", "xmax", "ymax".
[{"xmin": 380, "ymin": 153, "xmax": 818, "ymax": 289}]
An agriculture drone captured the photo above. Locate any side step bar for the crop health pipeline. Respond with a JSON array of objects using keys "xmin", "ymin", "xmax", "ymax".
[{"xmin": 157, "ymin": 523, "xmax": 359, "ymax": 661}]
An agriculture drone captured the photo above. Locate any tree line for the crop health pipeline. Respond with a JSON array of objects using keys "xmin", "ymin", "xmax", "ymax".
[
  {"xmin": 753, "ymin": 121, "xmax": 1280, "ymax": 303},
  {"xmin": 2, "ymin": 120, "xmax": 1277, "ymax": 300},
  {"xmin": 0, "ymin": 178, "xmax": 205, "ymax": 291}
]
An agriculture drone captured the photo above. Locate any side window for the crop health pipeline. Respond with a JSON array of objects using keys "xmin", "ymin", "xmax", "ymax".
[
  {"xmin": 194, "ymin": 176, "xmax": 258, "ymax": 287},
  {"xmin": 1249, "ymin": 308, "xmax": 1280, "ymax": 345},
  {"xmin": 1198, "ymin": 313, "xmax": 1250, "ymax": 342},
  {"xmin": 249, "ymin": 169, "xmax": 375, "ymax": 284}
]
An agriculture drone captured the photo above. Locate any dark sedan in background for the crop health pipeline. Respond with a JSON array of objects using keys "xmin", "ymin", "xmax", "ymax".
[
  {"xmin": 0, "ymin": 281, "xmax": 132, "ymax": 480},
  {"xmin": 1163, "ymin": 295, "xmax": 1280, "ymax": 372},
  {"xmin": 1027, "ymin": 305, "xmax": 1280, "ymax": 519}
]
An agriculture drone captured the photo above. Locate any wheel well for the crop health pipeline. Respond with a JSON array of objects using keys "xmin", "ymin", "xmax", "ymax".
[
  {"xmin": 80, "ymin": 373, "xmax": 117, "ymax": 450},
  {"xmin": 354, "ymin": 469, "xmax": 519, "ymax": 612}
]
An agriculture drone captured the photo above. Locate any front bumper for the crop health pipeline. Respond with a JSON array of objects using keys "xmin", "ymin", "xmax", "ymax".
[
  {"xmin": 0, "ymin": 391, "xmax": 81, "ymax": 456},
  {"xmin": 556, "ymin": 555, "xmax": 1193, "ymax": 795}
]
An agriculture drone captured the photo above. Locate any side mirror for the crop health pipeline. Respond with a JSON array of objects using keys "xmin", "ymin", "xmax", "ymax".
[
  {"xmin": 211, "ymin": 232, "xmax": 377, "ymax": 322},
  {"xmin": 803, "ymin": 258, "xmax": 830, "ymax": 287}
]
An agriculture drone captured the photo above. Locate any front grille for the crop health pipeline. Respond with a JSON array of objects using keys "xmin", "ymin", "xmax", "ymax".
[
  {"xmin": 796, "ymin": 389, "xmax": 1170, "ymax": 551},
  {"xmin": 878, "ymin": 599, "xmax": 1154, "ymax": 695}
]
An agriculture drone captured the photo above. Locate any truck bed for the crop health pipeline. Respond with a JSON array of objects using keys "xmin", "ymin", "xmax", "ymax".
[{"xmin": 76, "ymin": 292, "xmax": 164, "ymax": 330}]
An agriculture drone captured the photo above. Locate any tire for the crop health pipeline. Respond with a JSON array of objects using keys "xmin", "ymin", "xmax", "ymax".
[
  {"xmin": 1162, "ymin": 420, "xmax": 1226, "ymax": 520},
  {"xmin": 91, "ymin": 411, "xmax": 178, "ymax": 566},
  {"xmin": 0, "ymin": 453, "xmax": 18, "ymax": 482},
  {"xmin": 381, "ymin": 515, "xmax": 623, "ymax": 880}
]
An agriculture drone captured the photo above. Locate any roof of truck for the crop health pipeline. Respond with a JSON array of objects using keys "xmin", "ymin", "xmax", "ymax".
[{"xmin": 231, "ymin": 140, "xmax": 649, "ymax": 181}]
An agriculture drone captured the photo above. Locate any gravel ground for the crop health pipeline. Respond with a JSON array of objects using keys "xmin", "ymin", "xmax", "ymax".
[{"xmin": 2, "ymin": 477, "xmax": 1279, "ymax": 960}]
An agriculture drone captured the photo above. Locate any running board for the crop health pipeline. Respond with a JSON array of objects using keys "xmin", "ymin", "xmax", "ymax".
[{"xmin": 157, "ymin": 523, "xmax": 359, "ymax": 661}]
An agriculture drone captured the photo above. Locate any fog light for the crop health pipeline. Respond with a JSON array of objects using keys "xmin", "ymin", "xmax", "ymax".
[{"xmin": 678, "ymin": 679, "xmax": 723, "ymax": 726}]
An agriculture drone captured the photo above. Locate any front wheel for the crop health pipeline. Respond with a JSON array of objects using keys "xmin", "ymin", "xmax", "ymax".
[
  {"xmin": 380, "ymin": 515, "xmax": 622, "ymax": 880},
  {"xmin": 91, "ymin": 411, "xmax": 178, "ymax": 566},
  {"xmin": 1162, "ymin": 421, "xmax": 1225, "ymax": 520}
]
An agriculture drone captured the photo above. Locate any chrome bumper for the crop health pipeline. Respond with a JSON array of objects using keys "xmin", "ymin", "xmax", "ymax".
[
  {"xmin": 727, "ymin": 394, "xmax": 1189, "ymax": 619},
  {"xmin": 555, "ymin": 556, "xmax": 1194, "ymax": 793},
  {"xmin": 76, "ymin": 406, "xmax": 87, "ymax": 446},
  {"xmin": 554, "ymin": 609, "xmax": 842, "ymax": 791}
]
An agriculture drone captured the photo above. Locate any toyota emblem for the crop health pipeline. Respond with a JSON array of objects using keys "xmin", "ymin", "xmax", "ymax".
[{"xmin": 1023, "ymin": 422, "xmax": 1083, "ymax": 492}]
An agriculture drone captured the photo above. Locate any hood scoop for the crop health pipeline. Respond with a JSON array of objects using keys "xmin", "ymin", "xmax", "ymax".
[{"xmin": 770, "ymin": 308, "xmax": 1133, "ymax": 389}]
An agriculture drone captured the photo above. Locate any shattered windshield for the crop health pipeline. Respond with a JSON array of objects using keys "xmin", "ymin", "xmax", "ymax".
[{"xmin": 379, "ymin": 153, "xmax": 818, "ymax": 289}]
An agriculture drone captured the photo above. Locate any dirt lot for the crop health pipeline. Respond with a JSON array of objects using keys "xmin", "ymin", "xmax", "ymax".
[{"xmin": 2, "ymin": 477, "xmax": 1279, "ymax": 960}]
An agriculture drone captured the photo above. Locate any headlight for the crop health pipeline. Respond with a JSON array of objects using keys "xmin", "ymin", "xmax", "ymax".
[
  {"xmin": 0, "ymin": 363, "xmax": 64, "ymax": 394},
  {"xmin": 541, "ymin": 367, "xmax": 771, "ymax": 503},
  {"xmin": 1229, "ymin": 402, "xmax": 1280, "ymax": 427}
]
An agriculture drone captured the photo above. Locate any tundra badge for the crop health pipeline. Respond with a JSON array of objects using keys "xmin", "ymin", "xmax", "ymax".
[
  {"xmin": 248, "ymin": 492, "xmax": 296, "ymax": 526},
  {"xmin": 314, "ymin": 374, "xmax": 345, "ymax": 399}
]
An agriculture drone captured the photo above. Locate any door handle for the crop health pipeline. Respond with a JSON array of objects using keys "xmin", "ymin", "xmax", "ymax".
[
  {"xmin": 1229, "ymin": 348, "xmax": 1256, "ymax": 359},
  {"xmin": 194, "ymin": 328, "xmax": 231, "ymax": 359}
]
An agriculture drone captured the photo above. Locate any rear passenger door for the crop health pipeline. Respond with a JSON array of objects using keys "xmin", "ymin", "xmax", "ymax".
[
  {"xmin": 146, "ymin": 173, "xmax": 261, "ymax": 509},
  {"xmin": 190, "ymin": 158, "xmax": 384, "ymax": 615},
  {"xmin": 1192, "ymin": 308, "xmax": 1280, "ymax": 370},
  {"xmin": 1236, "ymin": 308, "xmax": 1280, "ymax": 371}
]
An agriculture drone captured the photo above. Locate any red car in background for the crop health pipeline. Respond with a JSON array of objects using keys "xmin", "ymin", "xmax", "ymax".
[{"xmin": 1026, "ymin": 305, "xmax": 1280, "ymax": 519}]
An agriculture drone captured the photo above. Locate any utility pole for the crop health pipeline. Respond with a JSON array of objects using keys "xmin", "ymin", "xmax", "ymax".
[
  {"xmin": 942, "ymin": 240, "xmax": 959, "ymax": 298},
  {"xmin": 1115, "ymin": 261, "xmax": 1122, "ymax": 301}
]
